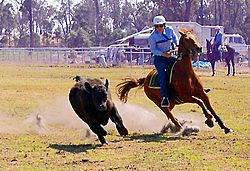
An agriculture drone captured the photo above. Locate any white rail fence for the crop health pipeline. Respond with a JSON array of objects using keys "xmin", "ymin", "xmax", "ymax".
[
  {"xmin": 1, "ymin": 46, "xmax": 249, "ymax": 67},
  {"xmin": 0, "ymin": 47, "xmax": 152, "ymax": 66}
]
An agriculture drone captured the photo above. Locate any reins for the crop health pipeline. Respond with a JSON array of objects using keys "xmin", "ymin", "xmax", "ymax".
[{"xmin": 178, "ymin": 48, "xmax": 199, "ymax": 60}]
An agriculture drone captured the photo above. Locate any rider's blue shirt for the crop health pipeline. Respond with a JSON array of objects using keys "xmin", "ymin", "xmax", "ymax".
[
  {"xmin": 214, "ymin": 31, "xmax": 222, "ymax": 45},
  {"xmin": 148, "ymin": 26, "xmax": 179, "ymax": 56}
]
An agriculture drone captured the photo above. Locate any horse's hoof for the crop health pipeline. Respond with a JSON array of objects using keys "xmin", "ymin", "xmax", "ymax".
[
  {"xmin": 205, "ymin": 119, "xmax": 214, "ymax": 128},
  {"xmin": 225, "ymin": 128, "xmax": 233, "ymax": 134}
]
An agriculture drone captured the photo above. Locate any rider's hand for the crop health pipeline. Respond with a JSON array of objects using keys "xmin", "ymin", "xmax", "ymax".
[{"xmin": 162, "ymin": 51, "xmax": 171, "ymax": 58}]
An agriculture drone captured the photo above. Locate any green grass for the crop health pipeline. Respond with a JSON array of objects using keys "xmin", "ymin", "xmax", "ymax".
[{"xmin": 0, "ymin": 63, "xmax": 249, "ymax": 170}]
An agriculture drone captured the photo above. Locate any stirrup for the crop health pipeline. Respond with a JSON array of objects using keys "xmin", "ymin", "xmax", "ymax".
[{"xmin": 161, "ymin": 97, "xmax": 170, "ymax": 107}]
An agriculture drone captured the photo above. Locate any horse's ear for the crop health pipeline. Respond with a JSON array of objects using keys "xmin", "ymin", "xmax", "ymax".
[
  {"xmin": 179, "ymin": 30, "xmax": 185, "ymax": 36},
  {"xmin": 179, "ymin": 27, "xmax": 187, "ymax": 36},
  {"xmin": 186, "ymin": 29, "xmax": 193, "ymax": 33}
]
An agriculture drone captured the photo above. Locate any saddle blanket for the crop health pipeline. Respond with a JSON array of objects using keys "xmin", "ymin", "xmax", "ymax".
[{"xmin": 149, "ymin": 61, "xmax": 177, "ymax": 89}]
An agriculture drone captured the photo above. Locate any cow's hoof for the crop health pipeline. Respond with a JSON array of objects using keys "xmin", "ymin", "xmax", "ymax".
[
  {"xmin": 205, "ymin": 119, "xmax": 214, "ymax": 128},
  {"xmin": 101, "ymin": 141, "xmax": 108, "ymax": 145},
  {"xmin": 98, "ymin": 136, "xmax": 108, "ymax": 145},
  {"xmin": 117, "ymin": 127, "xmax": 128, "ymax": 136},
  {"xmin": 225, "ymin": 128, "xmax": 233, "ymax": 134}
]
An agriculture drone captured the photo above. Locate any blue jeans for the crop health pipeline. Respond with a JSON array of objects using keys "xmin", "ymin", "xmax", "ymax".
[
  {"xmin": 154, "ymin": 56, "xmax": 176, "ymax": 98},
  {"xmin": 215, "ymin": 44, "xmax": 222, "ymax": 61}
]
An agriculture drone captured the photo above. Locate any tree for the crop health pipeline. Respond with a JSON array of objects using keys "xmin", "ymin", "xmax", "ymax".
[
  {"xmin": 67, "ymin": 28, "xmax": 92, "ymax": 47},
  {"xmin": 55, "ymin": 0, "xmax": 74, "ymax": 45},
  {"xmin": 20, "ymin": 0, "xmax": 34, "ymax": 47}
]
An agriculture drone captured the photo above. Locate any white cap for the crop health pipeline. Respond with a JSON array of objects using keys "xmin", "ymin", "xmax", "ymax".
[{"xmin": 153, "ymin": 15, "xmax": 166, "ymax": 25}]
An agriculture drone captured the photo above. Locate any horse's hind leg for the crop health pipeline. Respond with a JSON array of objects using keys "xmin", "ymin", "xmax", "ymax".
[
  {"xmin": 226, "ymin": 61, "xmax": 230, "ymax": 76},
  {"xmin": 161, "ymin": 107, "xmax": 183, "ymax": 129},
  {"xmin": 188, "ymin": 97, "xmax": 214, "ymax": 127},
  {"xmin": 147, "ymin": 93, "xmax": 183, "ymax": 129},
  {"xmin": 144, "ymin": 87, "xmax": 183, "ymax": 129}
]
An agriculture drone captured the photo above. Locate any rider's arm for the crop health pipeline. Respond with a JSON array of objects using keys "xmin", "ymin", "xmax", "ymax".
[
  {"xmin": 171, "ymin": 29, "xmax": 179, "ymax": 47},
  {"xmin": 148, "ymin": 35, "xmax": 164, "ymax": 56}
]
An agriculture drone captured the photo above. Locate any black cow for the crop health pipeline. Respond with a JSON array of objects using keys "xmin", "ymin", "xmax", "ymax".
[{"xmin": 69, "ymin": 76, "xmax": 128, "ymax": 144}]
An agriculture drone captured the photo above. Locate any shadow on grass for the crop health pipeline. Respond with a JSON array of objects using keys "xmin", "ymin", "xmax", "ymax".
[
  {"xmin": 124, "ymin": 133, "xmax": 190, "ymax": 143},
  {"xmin": 48, "ymin": 143, "xmax": 102, "ymax": 153}
]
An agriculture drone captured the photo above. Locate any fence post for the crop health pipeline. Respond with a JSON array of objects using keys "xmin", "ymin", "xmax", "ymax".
[
  {"xmin": 142, "ymin": 48, "xmax": 145, "ymax": 67},
  {"xmin": 248, "ymin": 46, "xmax": 250, "ymax": 68},
  {"xmin": 130, "ymin": 48, "xmax": 133, "ymax": 66}
]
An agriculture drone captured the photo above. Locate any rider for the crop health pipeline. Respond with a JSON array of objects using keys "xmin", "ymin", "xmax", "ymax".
[
  {"xmin": 148, "ymin": 15, "xmax": 179, "ymax": 108},
  {"xmin": 213, "ymin": 28, "xmax": 223, "ymax": 61}
]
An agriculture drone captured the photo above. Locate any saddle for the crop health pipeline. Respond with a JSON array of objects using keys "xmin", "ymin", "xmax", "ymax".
[{"xmin": 149, "ymin": 61, "xmax": 177, "ymax": 89}]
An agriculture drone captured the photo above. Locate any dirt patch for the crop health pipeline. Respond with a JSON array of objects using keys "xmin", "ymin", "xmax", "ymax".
[
  {"xmin": 0, "ymin": 96, "xmax": 209, "ymax": 135},
  {"xmin": 0, "ymin": 112, "xmax": 30, "ymax": 134}
]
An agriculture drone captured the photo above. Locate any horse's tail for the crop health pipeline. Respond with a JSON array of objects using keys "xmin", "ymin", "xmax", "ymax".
[{"xmin": 116, "ymin": 77, "xmax": 146, "ymax": 103}]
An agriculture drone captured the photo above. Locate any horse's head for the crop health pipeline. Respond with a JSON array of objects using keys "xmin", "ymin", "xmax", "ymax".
[
  {"xmin": 206, "ymin": 39, "xmax": 212, "ymax": 53},
  {"xmin": 178, "ymin": 28, "xmax": 202, "ymax": 58}
]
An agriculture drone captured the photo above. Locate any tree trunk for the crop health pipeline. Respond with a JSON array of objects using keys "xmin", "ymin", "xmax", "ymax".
[
  {"xmin": 183, "ymin": 0, "xmax": 192, "ymax": 22},
  {"xmin": 218, "ymin": 0, "xmax": 223, "ymax": 25},
  {"xmin": 94, "ymin": 0, "xmax": 100, "ymax": 46},
  {"xmin": 214, "ymin": 0, "xmax": 217, "ymax": 25},
  {"xmin": 28, "ymin": 0, "xmax": 33, "ymax": 48}
]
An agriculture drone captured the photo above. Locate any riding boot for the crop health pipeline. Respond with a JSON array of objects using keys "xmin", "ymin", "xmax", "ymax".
[{"xmin": 161, "ymin": 97, "xmax": 170, "ymax": 108}]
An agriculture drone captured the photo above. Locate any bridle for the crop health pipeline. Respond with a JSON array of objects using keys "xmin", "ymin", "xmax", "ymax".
[{"xmin": 177, "ymin": 35, "xmax": 202, "ymax": 60}]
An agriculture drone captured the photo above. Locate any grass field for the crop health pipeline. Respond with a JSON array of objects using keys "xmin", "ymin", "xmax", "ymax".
[{"xmin": 0, "ymin": 63, "xmax": 249, "ymax": 170}]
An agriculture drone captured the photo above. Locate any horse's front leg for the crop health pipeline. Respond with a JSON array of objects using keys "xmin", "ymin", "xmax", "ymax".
[
  {"xmin": 188, "ymin": 96, "xmax": 214, "ymax": 128},
  {"xmin": 197, "ymin": 92, "xmax": 233, "ymax": 134},
  {"xmin": 210, "ymin": 61, "xmax": 215, "ymax": 76}
]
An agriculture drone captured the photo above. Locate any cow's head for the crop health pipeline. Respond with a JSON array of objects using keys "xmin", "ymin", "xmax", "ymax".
[{"xmin": 85, "ymin": 79, "xmax": 109, "ymax": 111}]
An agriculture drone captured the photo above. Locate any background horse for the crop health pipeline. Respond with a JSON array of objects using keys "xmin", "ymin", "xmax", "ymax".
[
  {"xmin": 116, "ymin": 28, "xmax": 232, "ymax": 134},
  {"xmin": 224, "ymin": 45, "xmax": 236, "ymax": 76},
  {"xmin": 206, "ymin": 39, "xmax": 235, "ymax": 76},
  {"xmin": 206, "ymin": 39, "xmax": 220, "ymax": 76}
]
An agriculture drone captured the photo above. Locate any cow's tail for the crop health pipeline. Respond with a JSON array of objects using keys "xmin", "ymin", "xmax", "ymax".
[{"xmin": 116, "ymin": 77, "xmax": 145, "ymax": 103}]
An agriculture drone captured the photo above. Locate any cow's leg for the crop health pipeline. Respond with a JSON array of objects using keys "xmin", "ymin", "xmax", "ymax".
[
  {"xmin": 110, "ymin": 106, "xmax": 128, "ymax": 136},
  {"xmin": 196, "ymin": 92, "xmax": 233, "ymax": 134},
  {"xmin": 187, "ymin": 96, "xmax": 214, "ymax": 127},
  {"xmin": 88, "ymin": 124, "xmax": 108, "ymax": 144}
]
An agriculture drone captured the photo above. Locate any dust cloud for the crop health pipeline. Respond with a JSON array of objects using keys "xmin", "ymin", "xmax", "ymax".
[{"xmin": 0, "ymin": 96, "xmax": 209, "ymax": 135}]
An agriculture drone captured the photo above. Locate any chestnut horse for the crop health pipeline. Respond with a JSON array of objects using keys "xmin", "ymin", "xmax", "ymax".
[{"xmin": 116, "ymin": 28, "xmax": 232, "ymax": 134}]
